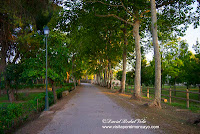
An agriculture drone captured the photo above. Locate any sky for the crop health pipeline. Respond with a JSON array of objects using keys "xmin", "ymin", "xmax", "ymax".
[
  {"xmin": 181, "ymin": 25, "xmax": 200, "ymax": 52},
  {"xmin": 146, "ymin": 25, "xmax": 200, "ymax": 62},
  {"xmin": 146, "ymin": 2, "xmax": 200, "ymax": 62}
]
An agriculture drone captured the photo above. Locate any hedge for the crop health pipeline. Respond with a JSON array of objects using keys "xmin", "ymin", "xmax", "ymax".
[
  {"xmin": 0, "ymin": 86, "xmax": 72, "ymax": 133},
  {"xmin": 63, "ymin": 83, "xmax": 74, "ymax": 87},
  {"xmin": 56, "ymin": 86, "xmax": 71, "ymax": 99}
]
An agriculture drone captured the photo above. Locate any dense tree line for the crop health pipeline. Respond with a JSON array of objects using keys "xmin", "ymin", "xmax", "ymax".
[
  {"xmin": 0, "ymin": 0, "xmax": 70, "ymax": 102},
  {"xmin": 0, "ymin": 0, "xmax": 200, "ymax": 108}
]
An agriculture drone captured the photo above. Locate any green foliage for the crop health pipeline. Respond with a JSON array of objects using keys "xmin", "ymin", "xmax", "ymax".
[
  {"xmin": 56, "ymin": 86, "xmax": 71, "ymax": 99},
  {"xmin": 116, "ymin": 70, "xmax": 134, "ymax": 85},
  {"xmin": 126, "ymin": 71, "xmax": 135, "ymax": 85},
  {"xmin": 63, "ymin": 83, "xmax": 74, "ymax": 87},
  {"xmin": 0, "ymin": 95, "xmax": 8, "ymax": 103},
  {"xmin": 116, "ymin": 71, "xmax": 122, "ymax": 81},
  {"xmin": 15, "ymin": 93, "xmax": 42, "ymax": 101},
  {"xmin": 0, "ymin": 86, "xmax": 72, "ymax": 133}
]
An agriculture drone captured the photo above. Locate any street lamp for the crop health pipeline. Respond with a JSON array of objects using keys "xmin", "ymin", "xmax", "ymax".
[{"xmin": 44, "ymin": 26, "xmax": 49, "ymax": 111}]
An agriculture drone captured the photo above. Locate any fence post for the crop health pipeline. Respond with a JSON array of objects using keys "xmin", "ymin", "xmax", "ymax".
[
  {"xmin": 186, "ymin": 89, "xmax": 189, "ymax": 108},
  {"xmin": 147, "ymin": 86, "xmax": 149, "ymax": 98},
  {"xmin": 169, "ymin": 88, "xmax": 171, "ymax": 104}
]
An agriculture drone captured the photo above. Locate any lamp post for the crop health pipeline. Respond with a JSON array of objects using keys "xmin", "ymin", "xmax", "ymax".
[{"xmin": 44, "ymin": 26, "xmax": 50, "ymax": 111}]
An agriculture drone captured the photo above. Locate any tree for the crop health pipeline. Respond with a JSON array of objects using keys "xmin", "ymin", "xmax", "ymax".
[
  {"xmin": 119, "ymin": 24, "xmax": 128, "ymax": 93},
  {"xmin": 83, "ymin": 0, "xmax": 153, "ymax": 99},
  {"xmin": 193, "ymin": 39, "xmax": 200, "ymax": 99},
  {"xmin": 0, "ymin": 0, "xmax": 62, "ymax": 101},
  {"xmin": 149, "ymin": 0, "xmax": 161, "ymax": 107},
  {"xmin": 61, "ymin": 1, "xmax": 125, "ymax": 88}
]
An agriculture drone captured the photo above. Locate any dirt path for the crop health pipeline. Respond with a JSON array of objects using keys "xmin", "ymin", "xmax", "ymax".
[
  {"xmin": 99, "ymin": 86, "xmax": 200, "ymax": 134},
  {"xmin": 40, "ymin": 83, "xmax": 161, "ymax": 134},
  {"xmin": 16, "ymin": 83, "xmax": 199, "ymax": 134},
  {"xmin": 16, "ymin": 83, "xmax": 161, "ymax": 134}
]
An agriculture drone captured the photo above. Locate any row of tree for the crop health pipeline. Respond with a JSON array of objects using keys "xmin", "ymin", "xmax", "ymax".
[
  {"xmin": 117, "ymin": 39, "xmax": 200, "ymax": 89},
  {"xmin": 0, "ymin": 0, "xmax": 200, "ymax": 108},
  {"xmin": 62, "ymin": 0, "xmax": 199, "ymax": 107}
]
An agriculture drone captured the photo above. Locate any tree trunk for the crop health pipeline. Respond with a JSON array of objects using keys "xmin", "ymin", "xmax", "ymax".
[
  {"xmin": 8, "ymin": 89, "xmax": 15, "ymax": 102},
  {"xmin": 108, "ymin": 61, "xmax": 112, "ymax": 89},
  {"xmin": 73, "ymin": 77, "xmax": 76, "ymax": 89},
  {"xmin": 52, "ymin": 81, "xmax": 57, "ymax": 104},
  {"xmin": 119, "ymin": 26, "xmax": 127, "ymax": 93},
  {"xmin": 104, "ymin": 68, "xmax": 107, "ymax": 87},
  {"xmin": 0, "ymin": 46, "xmax": 7, "ymax": 97},
  {"xmin": 199, "ymin": 84, "xmax": 200, "ymax": 101},
  {"xmin": 106, "ymin": 65, "xmax": 109, "ymax": 87},
  {"xmin": 97, "ymin": 72, "xmax": 100, "ymax": 85},
  {"xmin": 78, "ymin": 79, "xmax": 81, "ymax": 85},
  {"xmin": 110, "ymin": 71, "xmax": 113, "ymax": 89},
  {"xmin": 72, "ymin": 55, "xmax": 76, "ymax": 89},
  {"xmin": 96, "ymin": 74, "xmax": 98, "ymax": 84},
  {"xmin": 131, "ymin": 20, "xmax": 141, "ymax": 99},
  {"xmin": 0, "ymin": 43, "xmax": 7, "ymax": 74},
  {"xmin": 0, "ymin": 78, "xmax": 2, "ymax": 96},
  {"xmin": 101, "ymin": 69, "xmax": 104, "ymax": 86},
  {"xmin": 107, "ymin": 70, "xmax": 110, "ymax": 88},
  {"xmin": 66, "ymin": 72, "xmax": 70, "ymax": 83},
  {"xmin": 36, "ymin": 79, "xmax": 39, "ymax": 84},
  {"xmin": 150, "ymin": 0, "xmax": 161, "ymax": 108}
]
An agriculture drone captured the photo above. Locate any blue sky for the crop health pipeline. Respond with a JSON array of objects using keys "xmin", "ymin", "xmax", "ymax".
[
  {"xmin": 181, "ymin": 25, "xmax": 200, "ymax": 53},
  {"xmin": 145, "ymin": 25, "xmax": 200, "ymax": 62}
]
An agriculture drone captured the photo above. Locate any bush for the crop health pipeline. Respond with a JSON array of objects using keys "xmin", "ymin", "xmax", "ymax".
[
  {"xmin": 63, "ymin": 83, "xmax": 74, "ymax": 87},
  {"xmin": 0, "ymin": 92, "xmax": 53, "ymax": 133},
  {"xmin": 56, "ymin": 86, "xmax": 71, "ymax": 99},
  {"xmin": 0, "ymin": 86, "xmax": 72, "ymax": 133},
  {"xmin": 34, "ymin": 84, "xmax": 45, "ymax": 89}
]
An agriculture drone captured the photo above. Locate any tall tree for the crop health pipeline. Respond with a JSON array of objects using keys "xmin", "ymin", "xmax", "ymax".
[
  {"xmin": 119, "ymin": 24, "xmax": 128, "ymax": 93},
  {"xmin": 149, "ymin": 0, "xmax": 161, "ymax": 107},
  {"xmin": 84, "ymin": 0, "xmax": 152, "ymax": 99}
]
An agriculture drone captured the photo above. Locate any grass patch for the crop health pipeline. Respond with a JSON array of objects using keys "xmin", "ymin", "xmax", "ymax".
[
  {"xmin": 16, "ymin": 92, "xmax": 43, "ymax": 101},
  {"xmin": 0, "ymin": 86, "xmax": 73, "ymax": 133},
  {"xmin": 0, "ymin": 94, "xmax": 8, "ymax": 103},
  {"xmin": 113, "ymin": 85, "xmax": 200, "ymax": 113}
]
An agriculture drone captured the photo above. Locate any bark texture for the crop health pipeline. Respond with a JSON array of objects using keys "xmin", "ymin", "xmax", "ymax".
[
  {"xmin": 78, "ymin": 79, "xmax": 81, "ymax": 85},
  {"xmin": 150, "ymin": 0, "xmax": 161, "ymax": 108},
  {"xmin": 72, "ymin": 55, "xmax": 76, "ymax": 89},
  {"xmin": 51, "ymin": 80, "xmax": 57, "ymax": 104},
  {"xmin": 0, "ymin": 43, "xmax": 7, "ymax": 96},
  {"xmin": 108, "ymin": 61, "xmax": 112, "ymax": 89},
  {"xmin": 8, "ymin": 88, "xmax": 16, "ymax": 102},
  {"xmin": 131, "ymin": 20, "xmax": 141, "ymax": 99},
  {"xmin": 120, "ymin": 27, "xmax": 127, "ymax": 93}
]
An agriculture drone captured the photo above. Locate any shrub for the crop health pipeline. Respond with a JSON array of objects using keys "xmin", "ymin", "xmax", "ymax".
[
  {"xmin": 0, "ymin": 86, "xmax": 72, "ymax": 133},
  {"xmin": 0, "ymin": 92, "xmax": 53, "ymax": 133},
  {"xmin": 34, "ymin": 84, "xmax": 45, "ymax": 89},
  {"xmin": 63, "ymin": 83, "xmax": 74, "ymax": 87},
  {"xmin": 56, "ymin": 86, "xmax": 71, "ymax": 99}
]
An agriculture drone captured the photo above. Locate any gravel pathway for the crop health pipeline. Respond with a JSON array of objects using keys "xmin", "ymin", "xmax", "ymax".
[{"xmin": 39, "ymin": 83, "xmax": 157, "ymax": 134}]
